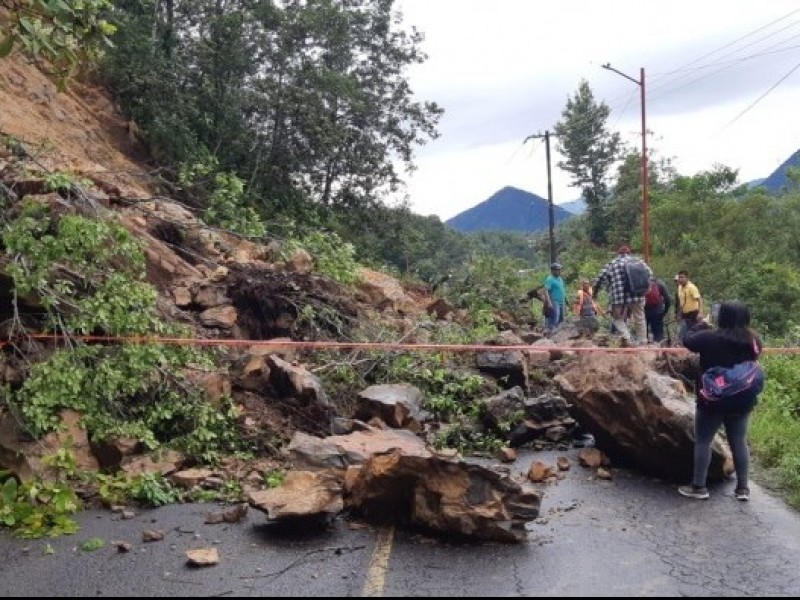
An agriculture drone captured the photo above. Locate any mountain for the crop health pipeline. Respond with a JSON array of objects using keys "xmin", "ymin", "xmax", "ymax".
[
  {"xmin": 557, "ymin": 198, "xmax": 586, "ymax": 215},
  {"xmin": 446, "ymin": 186, "xmax": 574, "ymax": 233},
  {"xmin": 758, "ymin": 149, "xmax": 800, "ymax": 194}
]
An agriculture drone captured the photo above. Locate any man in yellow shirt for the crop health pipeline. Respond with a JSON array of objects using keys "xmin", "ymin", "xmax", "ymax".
[{"xmin": 677, "ymin": 270, "xmax": 703, "ymax": 341}]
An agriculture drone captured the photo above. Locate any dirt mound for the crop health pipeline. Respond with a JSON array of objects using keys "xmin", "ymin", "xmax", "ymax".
[{"xmin": 0, "ymin": 54, "xmax": 152, "ymax": 198}]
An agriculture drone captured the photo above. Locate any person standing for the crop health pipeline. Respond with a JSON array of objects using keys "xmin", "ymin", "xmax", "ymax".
[
  {"xmin": 592, "ymin": 245, "xmax": 651, "ymax": 345},
  {"xmin": 677, "ymin": 270, "xmax": 704, "ymax": 340},
  {"xmin": 574, "ymin": 279, "xmax": 603, "ymax": 319},
  {"xmin": 574, "ymin": 279, "xmax": 604, "ymax": 333},
  {"xmin": 678, "ymin": 301, "xmax": 763, "ymax": 501},
  {"xmin": 644, "ymin": 276, "xmax": 671, "ymax": 344},
  {"xmin": 542, "ymin": 262, "xmax": 567, "ymax": 332}
]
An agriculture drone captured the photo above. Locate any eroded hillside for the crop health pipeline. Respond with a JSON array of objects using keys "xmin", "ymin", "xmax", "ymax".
[
  {"xmin": 0, "ymin": 57, "xmax": 712, "ymax": 543},
  {"xmin": 0, "ymin": 53, "xmax": 152, "ymax": 199}
]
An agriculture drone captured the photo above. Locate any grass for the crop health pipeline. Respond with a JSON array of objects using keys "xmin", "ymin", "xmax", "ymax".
[{"xmin": 749, "ymin": 355, "xmax": 800, "ymax": 509}]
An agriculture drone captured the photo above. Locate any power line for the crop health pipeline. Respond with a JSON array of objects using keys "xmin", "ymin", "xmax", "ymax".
[
  {"xmin": 648, "ymin": 34, "xmax": 800, "ymax": 107},
  {"xmin": 648, "ymin": 18, "xmax": 800, "ymax": 101},
  {"xmin": 721, "ymin": 58, "xmax": 800, "ymax": 131},
  {"xmin": 651, "ymin": 7, "xmax": 800, "ymax": 79},
  {"xmin": 657, "ymin": 39, "xmax": 800, "ymax": 77}
]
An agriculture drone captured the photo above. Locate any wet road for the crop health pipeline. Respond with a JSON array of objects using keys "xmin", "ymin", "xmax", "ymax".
[{"xmin": 1, "ymin": 447, "xmax": 799, "ymax": 597}]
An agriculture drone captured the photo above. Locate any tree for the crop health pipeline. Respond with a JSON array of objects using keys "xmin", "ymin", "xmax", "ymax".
[
  {"xmin": 607, "ymin": 147, "xmax": 676, "ymax": 249},
  {"xmin": 103, "ymin": 0, "xmax": 442, "ymax": 222},
  {"xmin": 0, "ymin": 0, "xmax": 117, "ymax": 88},
  {"xmin": 553, "ymin": 80, "xmax": 621, "ymax": 245}
]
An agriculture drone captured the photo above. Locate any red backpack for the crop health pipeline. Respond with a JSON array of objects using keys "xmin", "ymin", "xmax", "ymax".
[{"xmin": 644, "ymin": 281, "xmax": 663, "ymax": 308}]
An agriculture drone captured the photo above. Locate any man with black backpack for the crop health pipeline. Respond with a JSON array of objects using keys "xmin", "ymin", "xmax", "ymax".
[
  {"xmin": 644, "ymin": 276, "xmax": 671, "ymax": 344},
  {"xmin": 592, "ymin": 245, "xmax": 652, "ymax": 346}
]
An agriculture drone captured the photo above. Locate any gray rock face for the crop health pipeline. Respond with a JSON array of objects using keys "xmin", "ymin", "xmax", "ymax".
[
  {"xmin": 354, "ymin": 383, "xmax": 425, "ymax": 429},
  {"xmin": 345, "ymin": 450, "xmax": 542, "ymax": 543},
  {"xmin": 554, "ymin": 352, "xmax": 732, "ymax": 482}
]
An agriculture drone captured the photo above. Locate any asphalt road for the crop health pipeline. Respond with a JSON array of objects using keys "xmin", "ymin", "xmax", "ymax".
[{"xmin": 1, "ymin": 448, "xmax": 799, "ymax": 597}]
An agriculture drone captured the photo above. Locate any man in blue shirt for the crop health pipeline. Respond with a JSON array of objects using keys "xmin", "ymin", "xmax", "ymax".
[{"xmin": 543, "ymin": 262, "xmax": 567, "ymax": 333}]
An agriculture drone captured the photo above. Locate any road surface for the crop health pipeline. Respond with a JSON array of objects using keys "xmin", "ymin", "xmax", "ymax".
[{"xmin": 1, "ymin": 447, "xmax": 799, "ymax": 597}]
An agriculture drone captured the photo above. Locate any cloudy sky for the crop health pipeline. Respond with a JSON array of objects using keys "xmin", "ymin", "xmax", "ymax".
[{"xmin": 390, "ymin": 0, "xmax": 800, "ymax": 221}]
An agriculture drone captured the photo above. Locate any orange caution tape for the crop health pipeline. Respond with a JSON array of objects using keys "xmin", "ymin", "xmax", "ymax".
[{"xmin": 0, "ymin": 333, "xmax": 798, "ymax": 354}]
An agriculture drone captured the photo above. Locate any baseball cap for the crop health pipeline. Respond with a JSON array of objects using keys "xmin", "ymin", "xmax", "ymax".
[{"xmin": 551, "ymin": 262, "xmax": 562, "ymax": 270}]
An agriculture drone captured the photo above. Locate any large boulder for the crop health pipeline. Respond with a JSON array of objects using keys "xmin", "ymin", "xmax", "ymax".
[
  {"xmin": 247, "ymin": 470, "xmax": 343, "ymax": 521},
  {"xmin": 345, "ymin": 450, "xmax": 541, "ymax": 543},
  {"xmin": 354, "ymin": 384, "xmax": 426, "ymax": 430},
  {"xmin": 554, "ymin": 352, "xmax": 732, "ymax": 482}
]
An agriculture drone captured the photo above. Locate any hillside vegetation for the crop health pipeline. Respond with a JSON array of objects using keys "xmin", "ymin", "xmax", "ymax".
[{"xmin": 1, "ymin": 0, "xmax": 800, "ymax": 532}]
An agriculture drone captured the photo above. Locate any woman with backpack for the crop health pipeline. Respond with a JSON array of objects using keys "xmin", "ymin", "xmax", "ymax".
[
  {"xmin": 573, "ymin": 279, "xmax": 603, "ymax": 318},
  {"xmin": 678, "ymin": 300, "xmax": 764, "ymax": 502}
]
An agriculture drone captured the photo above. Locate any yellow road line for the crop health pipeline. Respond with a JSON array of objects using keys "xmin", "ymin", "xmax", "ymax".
[{"xmin": 361, "ymin": 525, "xmax": 395, "ymax": 597}]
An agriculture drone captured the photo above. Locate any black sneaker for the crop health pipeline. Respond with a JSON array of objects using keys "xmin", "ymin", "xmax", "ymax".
[
  {"xmin": 735, "ymin": 488, "xmax": 750, "ymax": 502},
  {"xmin": 678, "ymin": 485, "xmax": 710, "ymax": 500}
]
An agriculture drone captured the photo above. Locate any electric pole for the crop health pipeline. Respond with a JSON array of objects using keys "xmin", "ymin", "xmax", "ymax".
[
  {"xmin": 602, "ymin": 64, "xmax": 650, "ymax": 264},
  {"xmin": 524, "ymin": 131, "xmax": 556, "ymax": 264}
]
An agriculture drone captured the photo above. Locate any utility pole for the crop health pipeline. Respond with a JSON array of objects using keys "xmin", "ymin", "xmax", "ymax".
[
  {"xmin": 524, "ymin": 131, "xmax": 556, "ymax": 264},
  {"xmin": 602, "ymin": 64, "xmax": 650, "ymax": 264}
]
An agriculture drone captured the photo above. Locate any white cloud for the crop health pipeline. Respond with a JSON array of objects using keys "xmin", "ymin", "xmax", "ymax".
[{"xmin": 392, "ymin": 0, "xmax": 800, "ymax": 221}]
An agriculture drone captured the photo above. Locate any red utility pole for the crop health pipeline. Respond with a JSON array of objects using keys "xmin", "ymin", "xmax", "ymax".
[
  {"xmin": 640, "ymin": 67, "xmax": 649, "ymax": 265},
  {"xmin": 602, "ymin": 64, "xmax": 650, "ymax": 263}
]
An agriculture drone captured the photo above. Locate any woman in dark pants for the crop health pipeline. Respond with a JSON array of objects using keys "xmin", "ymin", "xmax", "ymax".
[{"xmin": 678, "ymin": 301, "xmax": 763, "ymax": 501}]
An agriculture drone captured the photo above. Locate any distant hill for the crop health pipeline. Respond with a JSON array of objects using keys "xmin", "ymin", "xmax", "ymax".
[
  {"xmin": 758, "ymin": 149, "xmax": 800, "ymax": 194},
  {"xmin": 557, "ymin": 198, "xmax": 586, "ymax": 215},
  {"xmin": 446, "ymin": 186, "xmax": 574, "ymax": 233}
]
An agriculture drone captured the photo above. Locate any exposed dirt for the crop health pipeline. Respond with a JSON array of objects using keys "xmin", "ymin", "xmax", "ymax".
[
  {"xmin": 0, "ymin": 54, "xmax": 448, "ymax": 493},
  {"xmin": 0, "ymin": 54, "xmax": 153, "ymax": 198}
]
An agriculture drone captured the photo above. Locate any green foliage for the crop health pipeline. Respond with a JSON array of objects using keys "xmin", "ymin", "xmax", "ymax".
[
  {"xmin": 554, "ymin": 79, "xmax": 623, "ymax": 244},
  {"xmin": 0, "ymin": 0, "xmax": 117, "ymax": 88},
  {"xmin": 42, "ymin": 170, "xmax": 93, "ymax": 192},
  {"xmin": 264, "ymin": 470, "xmax": 286, "ymax": 489},
  {"xmin": 102, "ymin": 0, "xmax": 441, "ymax": 218},
  {"xmin": 750, "ymin": 355, "xmax": 800, "ymax": 509},
  {"xmin": 178, "ymin": 158, "xmax": 267, "ymax": 238},
  {"xmin": 41, "ymin": 445, "xmax": 79, "ymax": 478},
  {"xmin": 284, "ymin": 230, "xmax": 360, "ymax": 285},
  {"xmin": 126, "ymin": 473, "xmax": 182, "ymax": 507},
  {"xmin": 3, "ymin": 204, "xmax": 162, "ymax": 335},
  {"xmin": 382, "ymin": 353, "xmax": 494, "ymax": 422},
  {"xmin": 314, "ymin": 354, "xmax": 363, "ymax": 413},
  {"xmin": 433, "ymin": 421, "xmax": 505, "ymax": 456},
  {"xmin": 79, "ymin": 537, "xmax": 105, "ymax": 552},
  {"xmin": 496, "ymin": 409, "xmax": 525, "ymax": 435},
  {"xmin": 11, "ymin": 344, "xmax": 245, "ymax": 465},
  {"xmin": 96, "ymin": 471, "xmax": 243, "ymax": 506},
  {"xmin": 2, "ymin": 206, "xmax": 244, "ymax": 464},
  {"xmin": 0, "ymin": 470, "xmax": 82, "ymax": 539},
  {"xmin": 440, "ymin": 254, "xmax": 528, "ymax": 316}
]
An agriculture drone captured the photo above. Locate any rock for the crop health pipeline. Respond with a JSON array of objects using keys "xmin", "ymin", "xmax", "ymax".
[
  {"xmin": 247, "ymin": 471, "xmax": 343, "ymax": 521},
  {"xmin": 142, "ymin": 530, "xmax": 165, "ymax": 543},
  {"xmin": 555, "ymin": 352, "xmax": 731, "ymax": 482},
  {"xmin": 345, "ymin": 450, "xmax": 542, "ymax": 543},
  {"xmin": 186, "ymin": 547, "xmax": 219, "ymax": 567}
]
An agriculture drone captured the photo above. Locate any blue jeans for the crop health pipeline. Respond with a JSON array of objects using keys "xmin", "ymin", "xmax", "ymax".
[
  {"xmin": 678, "ymin": 311, "xmax": 700, "ymax": 343},
  {"xmin": 692, "ymin": 406, "xmax": 751, "ymax": 490},
  {"xmin": 645, "ymin": 307, "xmax": 665, "ymax": 342},
  {"xmin": 547, "ymin": 302, "xmax": 565, "ymax": 331}
]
